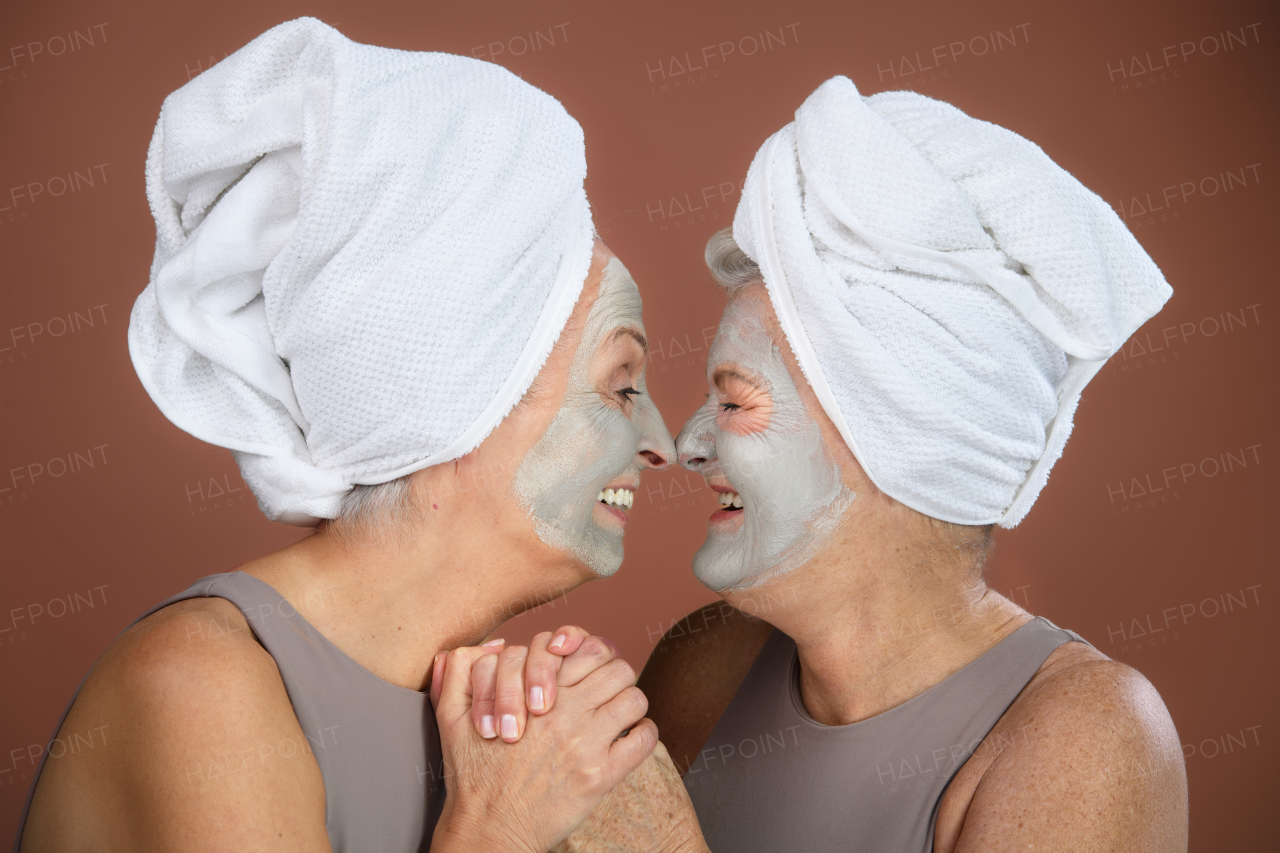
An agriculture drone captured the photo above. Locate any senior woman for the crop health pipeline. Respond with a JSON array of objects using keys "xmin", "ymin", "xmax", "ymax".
[
  {"xmin": 535, "ymin": 77, "xmax": 1190, "ymax": 852},
  {"xmin": 16, "ymin": 19, "xmax": 674, "ymax": 853}
]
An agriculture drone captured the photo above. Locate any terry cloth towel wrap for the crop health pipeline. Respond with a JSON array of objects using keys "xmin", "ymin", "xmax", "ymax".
[
  {"xmin": 129, "ymin": 17, "xmax": 596, "ymax": 525},
  {"xmin": 733, "ymin": 76, "xmax": 1172, "ymax": 527}
]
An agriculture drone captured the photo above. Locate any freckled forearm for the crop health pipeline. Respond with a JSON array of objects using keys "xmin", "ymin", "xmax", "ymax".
[
  {"xmin": 642, "ymin": 754, "xmax": 712, "ymax": 853},
  {"xmin": 554, "ymin": 748, "xmax": 711, "ymax": 853}
]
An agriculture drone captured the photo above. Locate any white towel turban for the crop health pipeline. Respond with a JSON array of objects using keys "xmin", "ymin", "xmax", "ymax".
[
  {"xmin": 128, "ymin": 18, "xmax": 595, "ymax": 525},
  {"xmin": 734, "ymin": 76, "xmax": 1171, "ymax": 527}
]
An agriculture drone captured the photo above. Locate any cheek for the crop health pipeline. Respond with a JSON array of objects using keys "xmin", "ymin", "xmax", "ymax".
[
  {"xmin": 715, "ymin": 431, "xmax": 776, "ymax": 484},
  {"xmin": 718, "ymin": 427, "xmax": 822, "ymax": 505},
  {"xmin": 523, "ymin": 396, "xmax": 635, "ymax": 487},
  {"xmin": 585, "ymin": 403, "xmax": 640, "ymax": 469}
]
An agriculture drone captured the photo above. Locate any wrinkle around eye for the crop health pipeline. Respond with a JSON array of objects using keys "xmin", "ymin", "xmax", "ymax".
[
  {"xmin": 596, "ymin": 362, "xmax": 645, "ymax": 414},
  {"xmin": 718, "ymin": 407, "xmax": 772, "ymax": 435},
  {"xmin": 715, "ymin": 379, "xmax": 772, "ymax": 436}
]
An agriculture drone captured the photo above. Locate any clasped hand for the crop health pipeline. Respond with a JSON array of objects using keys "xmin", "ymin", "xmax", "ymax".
[{"xmin": 428, "ymin": 627, "xmax": 657, "ymax": 853}]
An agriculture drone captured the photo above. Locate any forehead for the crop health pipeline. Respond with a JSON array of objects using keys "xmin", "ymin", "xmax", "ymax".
[
  {"xmin": 709, "ymin": 292, "xmax": 775, "ymax": 364},
  {"xmin": 588, "ymin": 257, "xmax": 645, "ymax": 335}
]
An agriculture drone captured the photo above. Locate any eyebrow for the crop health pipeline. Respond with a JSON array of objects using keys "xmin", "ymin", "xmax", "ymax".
[
  {"xmin": 712, "ymin": 367, "xmax": 762, "ymax": 388},
  {"xmin": 608, "ymin": 327, "xmax": 649, "ymax": 355}
]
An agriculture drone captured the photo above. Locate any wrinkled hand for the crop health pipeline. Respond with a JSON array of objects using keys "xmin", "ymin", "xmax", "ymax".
[
  {"xmin": 429, "ymin": 626, "xmax": 608, "ymax": 743},
  {"xmin": 550, "ymin": 741, "xmax": 709, "ymax": 853},
  {"xmin": 428, "ymin": 630, "xmax": 656, "ymax": 853}
]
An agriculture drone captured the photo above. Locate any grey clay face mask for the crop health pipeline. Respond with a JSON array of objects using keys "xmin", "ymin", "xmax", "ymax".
[
  {"xmin": 676, "ymin": 296, "xmax": 854, "ymax": 592},
  {"xmin": 514, "ymin": 258, "xmax": 672, "ymax": 577}
]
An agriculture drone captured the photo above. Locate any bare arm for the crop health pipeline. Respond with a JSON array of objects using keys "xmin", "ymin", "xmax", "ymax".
[
  {"xmin": 21, "ymin": 598, "xmax": 331, "ymax": 852},
  {"xmin": 937, "ymin": 648, "xmax": 1189, "ymax": 853},
  {"xmin": 24, "ymin": 602, "xmax": 662, "ymax": 853},
  {"xmin": 570, "ymin": 613, "xmax": 1187, "ymax": 853}
]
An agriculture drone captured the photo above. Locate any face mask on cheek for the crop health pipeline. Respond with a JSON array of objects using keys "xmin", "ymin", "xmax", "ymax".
[
  {"xmin": 679, "ymin": 297, "xmax": 856, "ymax": 592},
  {"xmin": 513, "ymin": 258, "xmax": 654, "ymax": 577}
]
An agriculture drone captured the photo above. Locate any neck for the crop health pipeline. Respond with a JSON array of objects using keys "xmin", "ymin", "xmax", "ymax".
[
  {"xmin": 239, "ymin": 518, "xmax": 585, "ymax": 693},
  {"xmin": 725, "ymin": 518, "xmax": 1027, "ymax": 726}
]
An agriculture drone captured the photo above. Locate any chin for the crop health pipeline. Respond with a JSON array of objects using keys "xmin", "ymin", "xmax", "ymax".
[
  {"xmin": 693, "ymin": 540, "xmax": 755, "ymax": 592},
  {"xmin": 580, "ymin": 531, "xmax": 625, "ymax": 578},
  {"xmin": 589, "ymin": 556, "xmax": 624, "ymax": 579},
  {"xmin": 694, "ymin": 535, "xmax": 806, "ymax": 594}
]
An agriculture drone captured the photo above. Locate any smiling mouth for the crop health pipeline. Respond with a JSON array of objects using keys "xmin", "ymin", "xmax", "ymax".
[
  {"xmin": 597, "ymin": 488, "xmax": 634, "ymax": 510},
  {"xmin": 716, "ymin": 491, "xmax": 743, "ymax": 512}
]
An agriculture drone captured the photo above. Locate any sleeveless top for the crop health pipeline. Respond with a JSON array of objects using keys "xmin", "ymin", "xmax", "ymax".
[
  {"xmin": 15, "ymin": 572, "xmax": 445, "ymax": 853},
  {"xmin": 685, "ymin": 617, "xmax": 1084, "ymax": 853}
]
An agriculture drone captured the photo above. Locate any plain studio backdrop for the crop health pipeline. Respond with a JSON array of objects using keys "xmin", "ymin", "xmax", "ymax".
[{"xmin": 0, "ymin": 1, "xmax": 1275, "ymax": 848}]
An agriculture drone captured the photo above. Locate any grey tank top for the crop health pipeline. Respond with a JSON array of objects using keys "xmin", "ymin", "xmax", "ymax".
[
  {"xmin": 15, "ymin": 572, "xmax": 444, "ymax": 853},
  {"xmin": 684, "ymin": 617, "xmax": 1084, "ymax": 853}
]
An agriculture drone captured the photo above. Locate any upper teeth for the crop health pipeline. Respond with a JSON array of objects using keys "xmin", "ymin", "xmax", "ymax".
[
  {"xmin": 718, "ymin": 492, "xmax": 743, "ymax": 508},
  {"xmin": 598, "ymin": 488, "xmax": 634, "ymax": 509}
]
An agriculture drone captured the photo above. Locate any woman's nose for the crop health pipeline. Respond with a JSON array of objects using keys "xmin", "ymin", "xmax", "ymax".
[
  {"xmin": 678, "ymin": 448, "xmax": 710, "ymax": 470},
  {"xmin": 675, "ymin": 410, "xmax": 717, "ymax": 472},
  {"xmin": 638, "ymin": 448, "xmax": 669, "ymax": 469},
  {"xmin": 634, "ymin": 395, "xmax": 675, "ymax": 471}
]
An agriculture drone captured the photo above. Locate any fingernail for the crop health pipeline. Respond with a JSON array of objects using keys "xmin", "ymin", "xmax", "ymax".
[
  {"xmin": 530, "ymin": 686, "xmax": 545, "ymax": 711},
  {"xmin": 483, "ymin": 638, "xmax": 505, "ymax": 647},
  {"xmin": 549, "ymin": 634, "xmax": 566, "ymax": 650},
  {"xmin": 500, "ymin": 714, "xmax": 518, "ymax": 739},
  {"xmin": 480, "ymin": 715, "xmax": 496, "ymax": 738}
]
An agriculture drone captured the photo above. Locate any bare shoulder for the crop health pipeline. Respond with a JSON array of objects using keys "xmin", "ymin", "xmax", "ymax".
[
  {"xmin": 637, "ymin": 601, "xmax": 774, "ymax": 775},
  {"xmin": 937, "ymin": 641, "xmax": 1188, "ymax": 853},
  {"xmin": 21, "ymin": 597, "xmax": 329, "ymax": 853}
]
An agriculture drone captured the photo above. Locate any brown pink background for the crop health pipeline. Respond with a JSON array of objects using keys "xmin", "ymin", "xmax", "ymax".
[{"xmin": 1, "ymin": 0, "xmax": 1275, "ymax": 847}]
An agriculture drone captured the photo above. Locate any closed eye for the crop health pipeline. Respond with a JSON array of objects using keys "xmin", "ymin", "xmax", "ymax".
[
  {"xmin": 711, "ymin": 365, "xmax": 772, "ymax": 435},
  {"xmin": 620, "ymin": 387, "xmax": 641, "ymax": 400}
]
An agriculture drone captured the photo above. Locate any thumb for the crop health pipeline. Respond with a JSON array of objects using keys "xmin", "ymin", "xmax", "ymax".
[{"xmin": 434, "ymin": 646, "xmax": 499, "ymax": 730}]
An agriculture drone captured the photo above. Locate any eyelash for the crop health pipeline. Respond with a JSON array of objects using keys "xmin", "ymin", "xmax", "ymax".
[
  {"xmin": 707, "ymin": 392, "xmax": 740, "ymax": 412},
  {"xmin": 619, "ymin": 387, "xmax": 641, "ymax": 401}
]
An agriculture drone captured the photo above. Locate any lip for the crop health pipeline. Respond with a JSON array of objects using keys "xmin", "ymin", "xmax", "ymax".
[
  {"xmin": 709, "ymin": 505, "xmax": 745, "ymax": 528},
  {"xmin": 594, "ymin": 479, "xmax": 639, "ymax": 529},
  {"xmin": 603, "ymin": 480, "xmax": 640, "ymax": 492},
  {"xmin": 597, "ymin": 502, "xmax": 629, "ymax": 524},
  {"xmin": 706, "ymin": 473, "xmax": 747, "ymax": 522},
  {"xmin": 592, "ymin": 500, "xmax": 630, "ymax": 532},
  {"xmin": 706, "ymin": 478, "xmax": 744, "ymax": 529}
]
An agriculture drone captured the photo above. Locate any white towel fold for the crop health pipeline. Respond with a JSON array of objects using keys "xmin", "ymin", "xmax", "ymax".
[
  {"xmin": 128, "ymin": 18, "xmax": 595, "ymax": 525},
  {"xmin": 734, "ymin": 76, "xmax": 1171, "ymax": 526}
]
